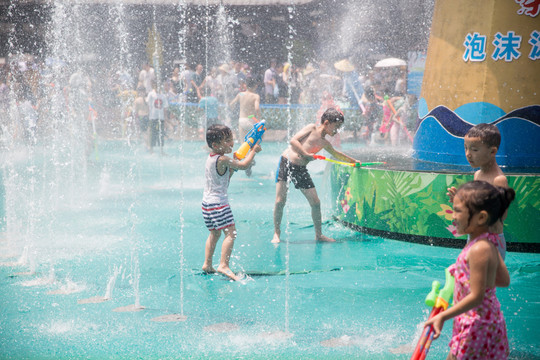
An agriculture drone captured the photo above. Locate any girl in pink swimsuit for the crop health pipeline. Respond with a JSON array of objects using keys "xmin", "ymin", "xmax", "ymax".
[{"xmin": 425, "ymin": 181, "xmax": 515, "ymax": 360}]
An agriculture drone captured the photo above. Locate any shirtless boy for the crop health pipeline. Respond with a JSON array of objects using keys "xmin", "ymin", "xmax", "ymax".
[
  {"xmin": 229, "ymin": 76, "xmax": 261, "ymax": 140},
  {"xmin": 272, "ymin": 108, "xmax": 360, "ymax": 243},
  {"xmin": 447, "ymin": 123, "xmax": 509, "ymax": 258}
]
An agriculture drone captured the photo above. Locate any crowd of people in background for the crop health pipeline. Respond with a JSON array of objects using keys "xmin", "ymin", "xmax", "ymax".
[{"xmin": 0, "ymin": 54, "xmax": 418, "ymax": 150}]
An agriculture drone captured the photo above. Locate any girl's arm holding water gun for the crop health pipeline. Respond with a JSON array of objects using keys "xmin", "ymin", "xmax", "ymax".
[{"xmin": 425, "ymin": 241, "xmax": 504, "ymax": 339}]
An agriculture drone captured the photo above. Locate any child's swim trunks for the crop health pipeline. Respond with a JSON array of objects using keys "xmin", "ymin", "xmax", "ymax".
[
  {"xmin": 275, "ymin": 156, "xmax": 315, "ymax": 190},
  {"xmin": 201, "ymin": 202, "xmax": 235, "ymax": 231}
]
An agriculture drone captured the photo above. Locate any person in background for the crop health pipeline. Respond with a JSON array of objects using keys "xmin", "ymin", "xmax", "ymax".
[
  {"xmin": 164, "ymin": 80, "xmax": 180, "ymax": 135},
  {"xmin": 191, "ymin": 64, "xmax": 205, "ymax": 102},
  {"xmin": 232, "ymin": 61, "xmax": 247, "ymax": 94},
  {"xmin": 199, "ymin": 86, "xmax": 220, "ymax": 130},
  {"xmin": 145, "ymin": 81, "xmax": 169, "ymax": 155},
  {"xmin": 276, "ymin": 62, "xmax": 289, "ymax": 104},
  {"xmin": 287, "ymin": 64, "xmax": 302, "ymax": 104},
  {"xmin": 229, "ymin": 61, "xmax": 246, "ymax": 130},
  {"xmin": 229, "ymin": 76, "xmax": 261, "ymax": 177},
  {"xmin": 133, "ymin": 87, "xmax": 149, "ymax": 144},
  {"xmin": 229, "ymin": 76, "xmax": 261, "ymax": 141},
  {"xmin": 394, "ymin": 67, "xmax": 407, "ymax": 96},
  {"xmin": 334, "ymin": 59, "xmax": 363, "ymax": 109},
  {"xmin": 361, "ymin": 86, "xmax": 382, "ymax": 144},
  {"xmin": 200, "ymin": 66, "xmax": 220, "ymax": 100},
  {"xmin": 170, "ymin": 67, "xmax": 183, "ymax": 99},
  {"xmin": 263, "ymin": 58, "xmax": 277, "ymax": 104},
  {"xmin": 138, "ymin": 63, "xmax": 155, "ymax": 96},
  {"xmin": 183, "ymin": 63, "xmax": 196, "ymax": 103}
]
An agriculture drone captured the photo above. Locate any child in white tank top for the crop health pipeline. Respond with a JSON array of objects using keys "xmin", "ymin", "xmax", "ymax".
[{"xmin": 201, "ymin": 124, "xmax": 261, "ymax": 281}]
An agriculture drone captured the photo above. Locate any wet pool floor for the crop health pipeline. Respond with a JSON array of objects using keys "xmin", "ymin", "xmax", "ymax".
[{"xmin": 1, "ymin": 140, "xmax": 539, "ymax": 359}]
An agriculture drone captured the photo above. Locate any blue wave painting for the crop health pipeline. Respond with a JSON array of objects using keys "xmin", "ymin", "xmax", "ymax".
[{"xmin": 412, "ymin": 101, "xmax": 540, "ymax": 168}]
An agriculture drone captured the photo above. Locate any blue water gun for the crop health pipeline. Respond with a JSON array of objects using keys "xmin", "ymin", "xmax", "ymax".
[{"xmin": 234, "ymin": 117, "xmax": 266, "ymax": 159}]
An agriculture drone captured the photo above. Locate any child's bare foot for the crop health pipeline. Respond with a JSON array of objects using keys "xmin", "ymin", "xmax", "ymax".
[
  {"xmin": 316, "ymin": 234, "xmax": 336, "ymax": 242},
  {"xmin": 202, "ymin": 265, "xmax": 216, "ymax": 274},
  {"xmin": 217, "ymin": 266, "xmax": 240, "ymax": 281},
  {"xmin": 271, "ymin": 233, "xmax": 281, "ymax": 243}
]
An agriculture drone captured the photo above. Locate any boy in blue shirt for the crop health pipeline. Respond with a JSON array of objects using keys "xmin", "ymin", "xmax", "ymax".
[{"xmin": 199, "ymin": 88, "xmax": 219, "ymax": 128}]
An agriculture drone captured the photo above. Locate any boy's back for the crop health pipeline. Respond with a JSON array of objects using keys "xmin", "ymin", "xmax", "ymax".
[
  {"xmin": 237, "ymin": 91, "xmax": 259, "ymax": 118},
  {"xmin": 232, "ymin": 80, "xmax": 261, "ymax": 141}
]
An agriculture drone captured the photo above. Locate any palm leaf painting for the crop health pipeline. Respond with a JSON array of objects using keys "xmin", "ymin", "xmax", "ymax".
[
  {"xmin": 328, "ymin": 165, "xmax": 538, "ymax": 246},
  {"xmin": 504, "ymin": 176, "xmax": 540, "ymax": 243},
  {"xmin": 357, "ymin": 190, "xmax": 392, "ymax": 228}
]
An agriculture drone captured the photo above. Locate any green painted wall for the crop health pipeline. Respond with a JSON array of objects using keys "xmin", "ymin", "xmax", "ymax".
[{"xmin": 329, "ymin": 166, "xmax": 540, "ymax": 250}]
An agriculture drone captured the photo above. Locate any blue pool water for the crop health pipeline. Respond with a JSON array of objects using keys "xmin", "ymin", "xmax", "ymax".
[{"xmin": 1, "ymin": 140, "xmax": 539, "ymax": 359}]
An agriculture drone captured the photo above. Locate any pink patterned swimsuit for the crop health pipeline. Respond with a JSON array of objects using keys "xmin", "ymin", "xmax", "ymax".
[{"xmin": 448, "ymin": 232, "xmax": 509, "ymax": 360}]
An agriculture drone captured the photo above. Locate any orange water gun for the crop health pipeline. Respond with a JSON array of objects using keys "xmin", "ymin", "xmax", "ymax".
[
  {"xmin": 234, "ymin": 116, "xmax": 266, "ymax": 160},
  {"xmin": 411, "ymin": 268, "xmax": 455, "ymax": 360}
]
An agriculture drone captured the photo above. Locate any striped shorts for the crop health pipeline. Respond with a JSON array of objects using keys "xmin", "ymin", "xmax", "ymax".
[{"xmin": 202, "ymin": 202, "xmax": 235, "ymax": 231}]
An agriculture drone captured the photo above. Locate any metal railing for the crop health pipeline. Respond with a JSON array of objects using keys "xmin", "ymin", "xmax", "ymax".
[{"xmin": 169, "ymin": 102, "xmax": 367, "ymax": 134}]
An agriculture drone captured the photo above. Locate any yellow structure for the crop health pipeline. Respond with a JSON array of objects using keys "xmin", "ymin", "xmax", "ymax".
[{"xmin": 421, "ymin": 0, "xmax": 539, "ymax": 112}]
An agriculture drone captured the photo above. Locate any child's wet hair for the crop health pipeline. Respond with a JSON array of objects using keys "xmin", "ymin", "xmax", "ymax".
[
  {"xmin": 321, "ymin": 107, "xmax": 344, "ymax": 124},
  {"xmin": 364, "ymin": 86, "xmax": 375, "ymax": 101},
  {"xmin": 465, "ymin": 123, "xmax": 501, "ymax": 149},
  {"xmin": 456, "ymin": 181, "xmax": 515, "ymax": 226},
  {"xmin": 246, "ymin": 76, "xmax": 257, "ymax": 89},
  {"xmin": 206, "ymin": 124, "xmax": 232, "ymax": 148}
]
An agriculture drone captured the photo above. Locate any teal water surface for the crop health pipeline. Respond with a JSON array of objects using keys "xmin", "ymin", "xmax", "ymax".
[{"xmin": 1, "ymin": 140, "xmax": 539, "ymax": 359}]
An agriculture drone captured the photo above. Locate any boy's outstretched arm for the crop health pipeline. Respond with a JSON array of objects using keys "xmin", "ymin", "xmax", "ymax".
[{"xmin": 323, "ymin": 144, "xmax": 359, "ymax": 164}]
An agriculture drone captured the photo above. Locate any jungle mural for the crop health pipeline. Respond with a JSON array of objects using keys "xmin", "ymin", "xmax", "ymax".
[{"xmin": 329, "ymin": 166, "xmax": 540, "ymax": 252}]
